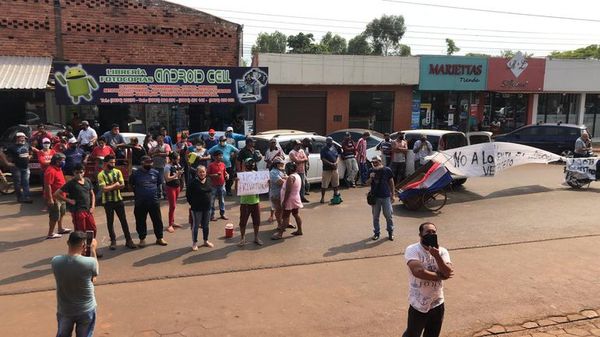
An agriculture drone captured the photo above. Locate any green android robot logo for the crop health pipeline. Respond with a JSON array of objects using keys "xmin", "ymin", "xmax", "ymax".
[{"xmin": 55, "ymin": 66, "xmax": 99, "ymax": 104}]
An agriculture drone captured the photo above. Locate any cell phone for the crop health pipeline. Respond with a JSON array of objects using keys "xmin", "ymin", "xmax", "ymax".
[
  {"xmin": 84, "ymin": 231, "xmax": 94, "ymax": 257},
  {"xmin": 422, "ymin": 234, "xmax": 438, "ymax": 249}
]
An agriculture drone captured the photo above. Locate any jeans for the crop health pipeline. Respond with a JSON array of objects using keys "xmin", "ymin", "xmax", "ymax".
[
  {"xmin": 104, "ymin": 201, "xmax": 132, "ymax": 242},
  {"xmin": 344, "ymin": 158, "xmax": 359, "ymax": 185},
  {"xmin": 372, "ymin": 197, "xmax": 394, "ymax": 235},
  {"xmin": 191, "ymin": 209, "xmax": 211, "ymax": 243},
  {"xmin": 298, "ymin": 173, "xmax": 307, "ymax": 198},
  {"xmin": 211, "ymin": 185, "xmax": 226, "ymax": 218},
  {"xmin": 225, "ymin": 166, "xmax": 235, "ymax": 194},
  {"xmin": 402, "ymin": 303, "xmax": 445, "ymax": 337},
  {"xmin": 359, "ymin": 162, "xmax": 369, "ymax": 184},
  {"xmin": 134, "ymin": 200, "xmax": 164, "ymax": 240},
  {"xmin": 56, "ymin": 308, "xmax": 96, "ymax": 337},
  {"xmin": 391, "ymin": 162, "xmax": 406, "ymax": 185},
  {"xmin": 12, "ymin": 167, "xmax": 30, "ymax": 201}
]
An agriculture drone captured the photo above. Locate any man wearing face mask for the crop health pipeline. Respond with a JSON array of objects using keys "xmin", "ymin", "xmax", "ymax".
[
  {"xmin": 63, "ymin": 138, "xmax": 87, "ymax": 177},
  {"xmin": 6, "ymin": 132, "xmax": 33, "ymax": 203},
  {"xmin": 403, "ymin": 222, "xmax": 454, "ymax": 337},
  {"xmin": 98, "ymin": 155, "xmax": 136, "ymax": 250},
  {"xmin": 44, "ymin": 153, "xmax": 72, "ymax": 239}
]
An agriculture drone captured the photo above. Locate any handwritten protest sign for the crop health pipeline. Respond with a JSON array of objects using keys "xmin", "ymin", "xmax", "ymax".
[
  {"xmin": 237, "ymin": 171, "xmax": 270, "ymax": 196},
  {"xmin": 429, "ymin": 142, "xmax": 563, "ymax": 177},
  {"xmin": 565, "ymin": 157, "xmax": 600, "ymax": 180}
]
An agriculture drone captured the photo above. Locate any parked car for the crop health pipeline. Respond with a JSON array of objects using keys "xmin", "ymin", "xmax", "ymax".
[
  {"xmin": 188, "ymin": 131, "xmax": 246, "ymax": 149},
  {"xmin": 392, "ymin": 129, "xmax": 492, "ymax": 186},
  {"xmin": 493, "ymin": 123, "xmax": 587, "ymax": 157},
  {"xmin": 251, "ymin": 131, "xmax": 342, "ymax": 184}
]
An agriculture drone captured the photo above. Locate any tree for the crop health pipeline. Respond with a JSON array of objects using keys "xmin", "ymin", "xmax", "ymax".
[
  {"xmin": 446, "ymin": 38, "xmax": 460, "ymax": 55},
  {"xmin": 398, "ymin": 44, "xmax": 411, "ymax": 56},
  {"xmin": 500, "ymin": 50, "xmax": 533, "ymax": 58},
  {"xmin": 251, "ymin": 31, "xmax": 287, "ymax": 54},
  {"xmin": 320, "ymin": 32, "xmax": 347, "ymax": 55},
  {"xmin": 465, "ymin": 53, "xmax": 490, "ymax": 57},
  {"xmin": 287, "ymin": 32, "xmax": 322, "ymax": 54},
  {"xmin": 550, "ymin": 44, "xmax": 600, "ymax": 59},
  {"xmin": 363, "ymin": 15, "xmax": 406, "ymax": 56},
  {"xmin": 347, "ymin": 34, "xmax": 372, "ymax": 55}
]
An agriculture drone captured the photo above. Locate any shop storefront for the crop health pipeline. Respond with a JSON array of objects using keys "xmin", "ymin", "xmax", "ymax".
[
  {"xmin": 417, "ymin": 56, "xmax": 488, "ymax": 132},
  {"xmin": 486, "ymin": 53, "xmax": 545, "ymax": 133}
]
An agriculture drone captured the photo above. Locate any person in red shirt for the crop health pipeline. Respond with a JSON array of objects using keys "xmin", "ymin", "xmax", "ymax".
[
  {"xmin": 53, "ymin": 136, "xmax": 68, "ymax": 153},
  {"xmin": 207, "ymin": 150, "xmax": 229, "ymax": 221},
  {"xmin": 90, "ymin": 137, "xmax": 115, "ymax": 169},
  {"xmin": 31, "ymin": 124, "xmax": 53, "ymax": 149},
  {"xmin": 44, "ymin": 153, "xmax": 72, "ymax": 239},
  {"xmin": 33, "ymin": 138, "xmax": 57, "ymax": 195}
]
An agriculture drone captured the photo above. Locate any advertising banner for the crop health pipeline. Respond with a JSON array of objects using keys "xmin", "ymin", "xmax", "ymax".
[
  {"xmin": 428, "ymin": 142, "xmax": 562, "ymax": 177},
  {"xmin": 419, "ymin": 56, "xmax": 488, "ymax": 91},
  {"xmin": 53, "ymin": 63, "xmax": 269, "ymax": 105},
  {"xmin": 487, "ymin": 52, "xmax": 545, "ymax": 92},
  {"xmin": 236, "ymin": 170, "xmax": 270, "ymax": 196}
]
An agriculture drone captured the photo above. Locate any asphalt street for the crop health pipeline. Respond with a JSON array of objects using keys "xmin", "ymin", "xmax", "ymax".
[{"xmin": 1, "ymin": 163, "xmax": 599, "ymax": 336}]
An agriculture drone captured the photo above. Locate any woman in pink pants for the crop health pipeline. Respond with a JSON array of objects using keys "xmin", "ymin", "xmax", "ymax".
[{"xmin": 164, "ymin": 152, "xmax": 184, "ymax": 233}]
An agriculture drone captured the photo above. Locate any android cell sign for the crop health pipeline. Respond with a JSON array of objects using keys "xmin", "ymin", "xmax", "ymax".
[{"xmin": 55, "ymin": 65, "xmax": 99, "ymax": 104}]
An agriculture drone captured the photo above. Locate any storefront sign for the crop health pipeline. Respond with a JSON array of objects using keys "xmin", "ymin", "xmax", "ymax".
[
  {"xmin": 487, "ymin": 53, "xmax": 545, "ymax": 92},
  {"xmin": 430, "ymin": 142, "xmax": 562, "ymax": 177},
  {"xmin": 419, "ymin": 56, "xmax": 488, "ymax": 91},
  {"xmin": 53, "ymin": 63, "xmax": 269, "ymax": 105},
  {"xmin": 411, "ymin": 99, "xmax": 421, "ymax": 129}
]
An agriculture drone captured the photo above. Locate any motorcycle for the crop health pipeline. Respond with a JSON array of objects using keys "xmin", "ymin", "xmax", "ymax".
[{"xmin": 563, "ymin": 154, "xmax": 600, "ymax": 188}]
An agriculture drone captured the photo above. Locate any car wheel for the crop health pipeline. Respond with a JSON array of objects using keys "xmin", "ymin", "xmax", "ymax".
[{"xmin": 451, "ymin": 178, "xmax": 467, "ymax": 187}]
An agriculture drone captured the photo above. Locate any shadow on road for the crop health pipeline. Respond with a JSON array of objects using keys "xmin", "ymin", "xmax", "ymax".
[
  {"xmin": 0, "ymin": 236, "xmax": 45, "ymax": 253},
  {"xmin": 323, "ymin": 238, "xmax": 387, "ymax": 257},
  {"xmin": 0, "ymin": 268, "xmax": 52, "ymax": 286}
]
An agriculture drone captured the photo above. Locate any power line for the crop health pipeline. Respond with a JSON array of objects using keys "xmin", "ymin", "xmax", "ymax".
[{"xmin": 382, "ymin": 0, "xmax": 600, "ymax": 23}]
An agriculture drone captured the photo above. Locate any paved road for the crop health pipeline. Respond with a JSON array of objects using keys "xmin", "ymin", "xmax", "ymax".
[{"xmin": 1, "ymin": 164, "xmax": 599, "ymax": 336}]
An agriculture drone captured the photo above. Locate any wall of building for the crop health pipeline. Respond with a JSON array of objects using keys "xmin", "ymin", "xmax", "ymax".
[
  {"xmin": 545, "ymin": 59, "xmax": 600, "ymax": 92},
  {"xmin": 256, "ymin": 85, "xmax": 413, "ymax": 134},
  {"xmin": 0, "ymin": 0, "xmax": 241, "ymax": 66}
]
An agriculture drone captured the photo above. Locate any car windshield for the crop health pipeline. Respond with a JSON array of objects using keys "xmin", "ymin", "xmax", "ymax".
[
  {"xmin": 442, "ymin": 134, "xmax": 468, "ymax": 150},
  {"xmin": 469, "ymin": 135, "xmax": 490, "ymax": 145}
]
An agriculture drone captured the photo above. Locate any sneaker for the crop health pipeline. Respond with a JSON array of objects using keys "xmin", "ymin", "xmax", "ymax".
[
  {"xmin": 301, "ymin": 198, "xmax": 310, "ymax": 203},
  {"xmin": 191, "ymin": 243, "xmax": 198, "ymax": 251},
  {"xmin": 388, "ymin": 233, "xmax": 394, "ymax": 241},
  {"xmin": 372, "ymin": 234, "xmax": 380, "ymax": 241},
  {"xmin": 220, "ymin": 215, "xmax": 229, "ymax": 220},
  {"xmin": 254, "ymin": 237, "xmax": 263, "ymax": 246},
  {"xmin": 125, "ymin": 241, "xmax": 137, "ymax": 249},
  {"xmin": 138, "ymin": 239, "xmax": 146, "ymax": 248},
  {"xmin": 109, "ymin": 240, "xmax": 117, "ymax": 250},
  {"xmin": 57, "ymin": 228, "xmax": 72, "ymax": 234},
  {"xmin": 156, "ymin": 238, "xmax": 168, "ymax": 246},
  {"xmin": 46, "ymin": 233, "xmax": 62, "ymax": 239},
  {"xmin": 202, "ymin": 241, "xmax": 214, "ymax": 248}
]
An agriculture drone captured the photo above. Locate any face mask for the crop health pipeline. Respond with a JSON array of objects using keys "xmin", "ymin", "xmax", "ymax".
[
  {"xmin": 143, "ymin": 165, "xmax": 153, "ymax": 170},
  {"xmin": 17, "ymin": 140, "xmax": 26, "ymax": 145},
  {"xmin": 421, "ymin": 233, "xmax": 438, "ymax": 248},
  {"xmin": 59, "ymin": 161, "xmax": 66, "ymax": 169},
  {"xmin": 43, "ymin": 143, "xmax": 50, "ymax": 149}
]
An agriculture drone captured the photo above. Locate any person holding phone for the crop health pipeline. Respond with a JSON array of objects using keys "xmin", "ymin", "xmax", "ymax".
[
  {"xmin": 402, "ymin": 222, "xmax": 454, "ymax": 337},
  {"xmin": 51, "ymin": 231, "xmax": 99, "ymax": 337}
]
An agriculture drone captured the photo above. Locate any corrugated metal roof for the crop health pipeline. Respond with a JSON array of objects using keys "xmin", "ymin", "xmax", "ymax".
[{"xmin": 0, "ymin": 56, "xmax": 52, "ymax": 89}]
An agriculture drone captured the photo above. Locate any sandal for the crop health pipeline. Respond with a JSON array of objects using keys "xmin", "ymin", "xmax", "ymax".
[
  {"xmin": 46, "ymin": 233, "xmax": 62, "ymax": 239},
  {"xmin": 166, "ymin": 226, "xmax": 175, "ymax": 233}
]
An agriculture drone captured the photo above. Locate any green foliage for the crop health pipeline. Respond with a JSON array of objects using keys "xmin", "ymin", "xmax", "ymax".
[
  {"xmin": 445, "ymin": 38, "xmax": 460, "ymax": 55},
  {"xmin": 363, "ymin": 15, "xmax": 407, "ymax": 56},
  {"xmin": 500, "ymin": 50, "xmax": 533, "ymax": 58},
  {"xmin": 251, "ymin": 31, "xmax": 287, "ymax": 54},
  {"xmin": 550, "ymin": 45, "xmax": 600, "ymax": 59},
  {"xmin": 287, "ymin": 33, "xmax": 322, "ymax": 54},
  {"xmin": 398, "ymin": 44, "xmax": 411, "ymax": 56},
  {"xmin": 465, "ymin": 53, "xmax": 491, "ymax": 57},
  {"xmin": 347, "ymin": 34, "xmax": 372, "ymax": 55},
  {"xmin": 320, "ymin": 32, "xmax": 347, "ymax": 55}
]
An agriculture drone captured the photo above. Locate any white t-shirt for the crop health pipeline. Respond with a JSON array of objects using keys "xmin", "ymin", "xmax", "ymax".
[
  {"xmin": 404, "ymin": 243, "xmax": 451, "ymax": 313},
  {"xmin": 77, "ymin": 128, "xmax": 97, "ymax": 145}
]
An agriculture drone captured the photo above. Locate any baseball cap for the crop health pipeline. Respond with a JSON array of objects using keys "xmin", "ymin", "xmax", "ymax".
[
  {"xmin": 42, "ymin": 138, "xmax": 51, "ymax": 144},
  {"xmin": 226, "ymin": 126, "xmax": 234, "ymax": 132},
  {"xmin": 208, "ymin": 128, "xmax": 215, "ymax": 134},
  {"xmin": 273, "ymin": 157, "xmax": 284, "ymax": 164},
  {"xmin": 15, "ymin": 132, "xmax": 27, "ymax": 138},
  {"xmin": 219, "ymin": 135, "xmax": 227, "ymax": 141},
  {"xmin": 293, "ymin": 139, "xmax": 302, "ymax": 145},
  {"xmin": 68, "ymin": 138, "xmax": 77, "ymax": 144},
  {"xmin": 81, "ymin": 120, "xmax": 89, "ymax": 126}
]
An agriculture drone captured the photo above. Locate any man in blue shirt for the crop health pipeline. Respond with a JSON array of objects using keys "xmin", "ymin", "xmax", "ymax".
[
  {"xmin": 51, "ymin": 231, "xmax": 99, "ymax": 337},
  {"xmin": 208, "ymin": 135, "xmax": 239, "ymax": 196},
  {"xmin": 130, "ymin": 156, "xmax": 168, "ymax": 247},
  {"xmin": 320, "ymin": 137, "xmax": 341, "ymax": 204},
  {"xmin": 367, "ymin": 155, "xmax": 395, "ymax": 241},
  {"xmin": 6, "ymin": 132, "xmax": 33, "ymax": 203},
  {"xmin": 63, "ymin": 138, "xmax": 87, "ymax": 176},
  {"xmin": 160, "ymin": 127, "xmax": 173, "ymax": 147}
]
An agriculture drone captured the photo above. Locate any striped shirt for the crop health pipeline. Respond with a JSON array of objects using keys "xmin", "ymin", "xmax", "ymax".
[{"xmin": 97, "ymin": 168, "xmax": 124, "ymax": 204}]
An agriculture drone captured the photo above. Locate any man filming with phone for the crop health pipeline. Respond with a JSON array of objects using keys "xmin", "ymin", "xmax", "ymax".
[
  {"xmin": 51, "ymin": 231, "xmax": 99, "ymax": 337},
  {"xmin": 402, "ymin": 222, "xmax": 454, "ymax": 337}
]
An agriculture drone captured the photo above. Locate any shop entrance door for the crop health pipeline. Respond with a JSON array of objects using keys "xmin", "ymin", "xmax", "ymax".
[{"xmin": 278, "ymin": 92, "xmax": 327, "ymax": 135}]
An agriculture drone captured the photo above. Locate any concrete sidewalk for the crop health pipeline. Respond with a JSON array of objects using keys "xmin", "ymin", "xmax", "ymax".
[{"xmin": 2, "ymin": 236, "xmax": 600, "ymax": 337}]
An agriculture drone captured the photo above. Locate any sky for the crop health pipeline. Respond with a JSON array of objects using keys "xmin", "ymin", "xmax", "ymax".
[{"xmin": 169, "ymin": 0, "xmax": 600, "ymax": 59}]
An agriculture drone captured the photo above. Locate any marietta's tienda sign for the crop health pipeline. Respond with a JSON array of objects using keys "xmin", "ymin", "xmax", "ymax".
[
  {"xmin": 419, "ymin": 56, "xmax": 488, "ymax": 91},
  {"xmin": 53, "ymin": 63, "xmax": 269, "ymax": 105}
]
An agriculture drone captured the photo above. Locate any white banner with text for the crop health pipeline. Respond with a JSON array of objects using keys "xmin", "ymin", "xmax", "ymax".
[{"xmin": 236, "ymin": 170, "xmax": 270, "ymax": 196}]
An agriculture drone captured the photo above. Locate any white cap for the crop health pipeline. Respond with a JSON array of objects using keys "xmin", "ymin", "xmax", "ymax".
[
  {"xmin": 68, "ymin": 138, "xmax": 77, "ymax": 144},
  {"xmin": 15, "ymin": 132, "xmax": 27, "ymax": 138},
  {"xmin": 42, "ymin": 138, "xmax": 51, "ymax": 143},
  {"xmin": 226, "ymin": 126, "xmax": 234, "ymax": 132}
]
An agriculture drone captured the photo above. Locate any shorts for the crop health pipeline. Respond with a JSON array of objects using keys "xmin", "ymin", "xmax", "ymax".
[
  {"xmin": 71, "ymin": 210, "xmax": 97, "ymax": 237},
  {"xmin": 282, "ymin": 208, "xmax": 299, "ymax": 217},
  {"xmin": 49, "ymin": 200, "xmax": 66, "ymax": 222},
  {"xmin": 321, "ymin": 170, "xmax": 340, "ymax": 189},
  {"xmin": 270, "ymin": 196, "xmax": 282, "ymax": 212}
]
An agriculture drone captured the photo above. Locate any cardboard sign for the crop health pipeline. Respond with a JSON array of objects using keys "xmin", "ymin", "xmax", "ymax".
[{"xmin": 236, "ymin": 171, "xmax": 270, "ymax": 196}]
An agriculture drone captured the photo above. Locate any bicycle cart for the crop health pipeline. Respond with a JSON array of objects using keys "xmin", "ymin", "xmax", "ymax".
[{"xmin": 397, "ymin": 161, "xmax": 453, "ymax": 211}]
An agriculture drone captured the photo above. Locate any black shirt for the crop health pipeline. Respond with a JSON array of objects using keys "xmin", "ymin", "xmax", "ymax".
[
  {"xmin": 6, "ymin": 143, "xmax": 30, "ymax": 169},
  {"xmin": 129, "ymin": 146, "xmax": 146, "ymax": 166},
  {"xmin": 186, "ymin": 177, "xmax": 212, "ymax": 211},
  {"xmin": 61, "ymin": 178, "xmax": 93, "ymax": 212}
]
